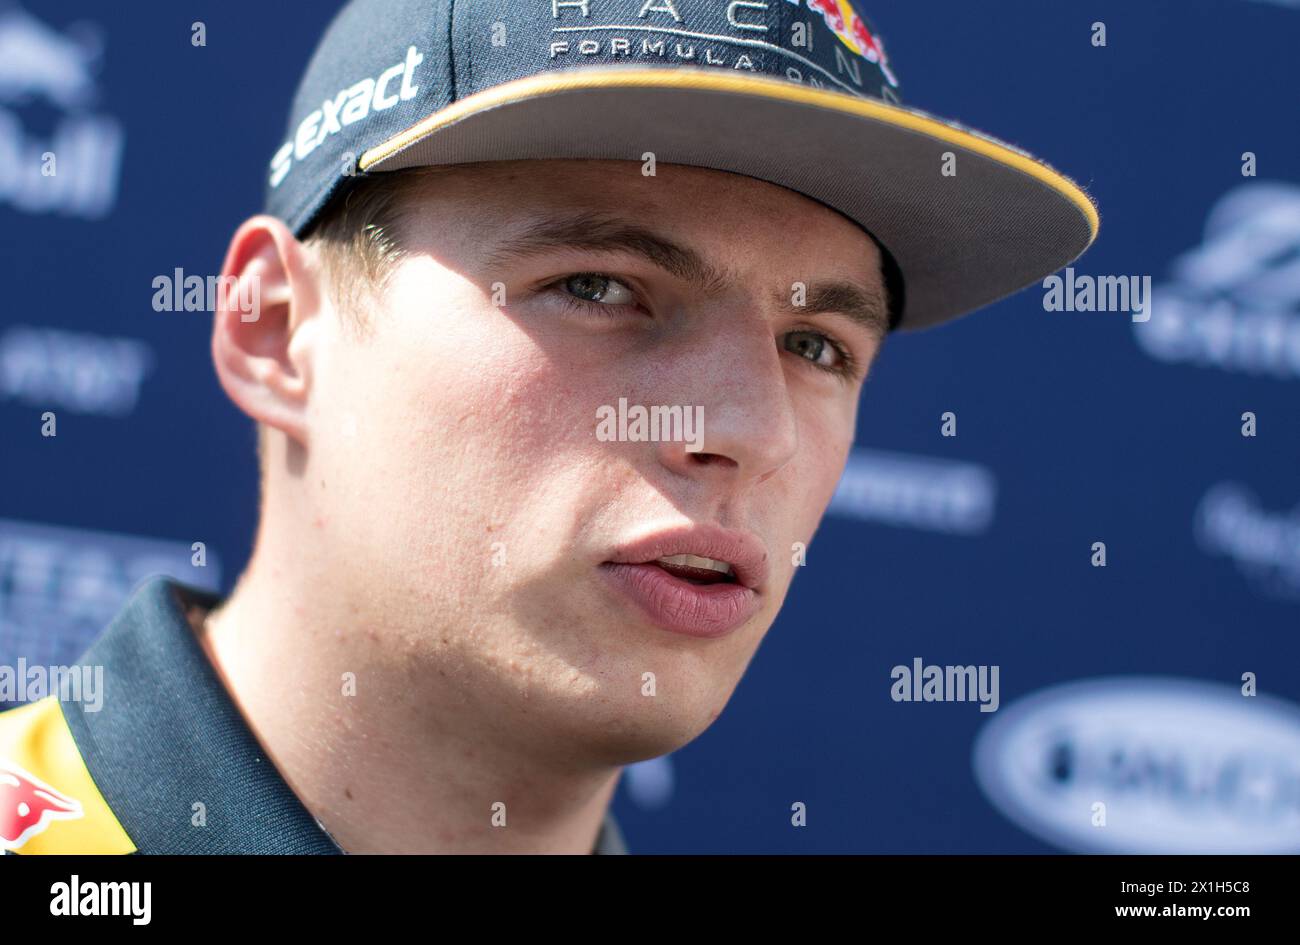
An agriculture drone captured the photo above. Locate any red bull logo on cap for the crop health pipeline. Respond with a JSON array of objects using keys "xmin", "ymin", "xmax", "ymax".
[
  {"xmin": 798, "ymin": 0, "xmax": 898, "ymax": 87},
  {"xmin": 0, "ymin": 759, "xmax": 84, "ymax": 851}
]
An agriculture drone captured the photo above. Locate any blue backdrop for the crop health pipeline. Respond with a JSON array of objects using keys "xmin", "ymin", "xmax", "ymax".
[{"xmin": 2, "ymin": 0, "xmax": 1297, "ymax": 853}]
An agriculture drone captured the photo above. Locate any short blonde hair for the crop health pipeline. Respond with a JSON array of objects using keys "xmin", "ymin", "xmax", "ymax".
[{"xmin": 253, "ymin": 166, "xmax": 456, "ymax": 481}]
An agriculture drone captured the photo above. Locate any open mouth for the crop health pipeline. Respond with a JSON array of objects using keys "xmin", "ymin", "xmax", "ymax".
[
  {"xmin": 647, "ymin": 553, "xmax": 737, "ymax": 586},
  {"xmin": 599, "ymin": 541, "xmax": 761, "ymax": 638}
]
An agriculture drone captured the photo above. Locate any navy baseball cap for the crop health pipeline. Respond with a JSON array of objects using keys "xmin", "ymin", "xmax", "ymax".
[{"xmin": 264, "ymin": 0, "xmax": 1099, "ymax": 331}]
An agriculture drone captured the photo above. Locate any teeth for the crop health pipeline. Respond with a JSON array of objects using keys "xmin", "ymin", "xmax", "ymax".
[{"xmin": 656, "ymin": 553, "xmax": 734, "ymax": 575}]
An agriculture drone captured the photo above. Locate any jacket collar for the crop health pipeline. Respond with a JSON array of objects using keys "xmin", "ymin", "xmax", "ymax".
[{"xmin": 62, "ymin": 576, "xmax": 626, "ymax": 854}]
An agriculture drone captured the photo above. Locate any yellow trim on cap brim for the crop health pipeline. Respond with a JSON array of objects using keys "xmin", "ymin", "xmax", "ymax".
[{"xmin": 359, "ymin": 67, "xmax": 1099, "ymax": 238}]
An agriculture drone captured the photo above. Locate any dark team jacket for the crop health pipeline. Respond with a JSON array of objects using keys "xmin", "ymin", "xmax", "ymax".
[{"xmin": 0, "ymin": 576, "xmax": 628, "ymax": 854}]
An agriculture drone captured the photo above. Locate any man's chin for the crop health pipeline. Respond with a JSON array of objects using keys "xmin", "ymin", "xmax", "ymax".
[{"xmin": 543, "ymin": 678, "xmax": 736, "ymax": 767}]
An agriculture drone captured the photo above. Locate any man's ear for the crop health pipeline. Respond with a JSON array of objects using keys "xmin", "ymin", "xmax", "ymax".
[{"xmin": 212, "ymin": 214, "xmax": 322, "ymax": 448}]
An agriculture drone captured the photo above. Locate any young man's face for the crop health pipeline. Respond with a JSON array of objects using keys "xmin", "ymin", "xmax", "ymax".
[{"xmin": 296, "ymin": 159, "xmax": 886, "ymax": 762}]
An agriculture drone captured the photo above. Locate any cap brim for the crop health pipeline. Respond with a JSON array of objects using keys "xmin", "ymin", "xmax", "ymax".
[{"xmin": 360, "ymin": 66, "xmax": 1099, "ymax": 331}]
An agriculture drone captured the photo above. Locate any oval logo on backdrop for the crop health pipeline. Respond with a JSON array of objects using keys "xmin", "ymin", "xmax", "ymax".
[{"xmin": 972, "ymin": 677, "xmax": 1300, "ymax": 853}]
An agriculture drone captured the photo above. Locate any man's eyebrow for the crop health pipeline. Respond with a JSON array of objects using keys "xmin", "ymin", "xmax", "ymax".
[
  {"xmin": 482, "ymin": 211, "xmax": 732, "ymax": 295},
  {"xmin": 770, "ymin": 280, "xmax": 890, "ymax": 344},
  {"xmin": 484, "ymin": 210, "xmax": 888, "ymax": 339}
]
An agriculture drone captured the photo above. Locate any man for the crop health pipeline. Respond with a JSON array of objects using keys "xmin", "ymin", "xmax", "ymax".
[{"xmin": 1, "ymin": 0, "xmax": 1096, "ymax": 854}]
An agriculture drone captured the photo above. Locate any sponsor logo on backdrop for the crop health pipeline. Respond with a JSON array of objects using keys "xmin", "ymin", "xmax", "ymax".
[
  {"xmin": 624, "ymin": 756, "xmax": 675, "ymax": 809},
  {"xmin": 0, "ymin": 518, "xmax": 221, "ymax": 705},
  {"xmin": 973, "ymin": 677, "xmax": 1300, "ymax": 853},
  {"xmin": 1133, "ymin": 182, "xmax": 1300, "ymax": 379},
  {"xmin": 0, "ymin": 326, "xmax": 152, "ymax": 417},
  {"xmin": 0, "ymin": 6, "xmax": 124, "ymax": 218},
  {"xmin": 828, "ymin": 448, "xmax": 995, "ymax": 535},
  {"xmin": 1195, "ymin": 482, "xmax": 1300, "ymax": 602}
]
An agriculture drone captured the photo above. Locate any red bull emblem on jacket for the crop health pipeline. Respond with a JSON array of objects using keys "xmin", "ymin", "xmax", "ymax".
[{"xmin": 0, "ymin": 759, "xmax": 84, "ymax": 851}]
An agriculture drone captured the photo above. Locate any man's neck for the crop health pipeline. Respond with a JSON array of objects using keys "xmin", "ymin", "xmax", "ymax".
[{"xmin": 190, "ymin": 561, "xmax": 621, "ymax": 854}]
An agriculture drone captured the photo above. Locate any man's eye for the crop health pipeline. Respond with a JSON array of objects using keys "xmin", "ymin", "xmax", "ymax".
[
  {"xmin": 784, "ymin": 329, "xmax": 844, "ymax": 371},
  {"xmin": 560, "ymin": 273, "xmax": 637, "ymax": 306}
]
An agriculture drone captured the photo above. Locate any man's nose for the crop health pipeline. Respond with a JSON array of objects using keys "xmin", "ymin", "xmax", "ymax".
[{"xmin": 651, "ymin": 314, "xmax": 799, "ymax": 489}]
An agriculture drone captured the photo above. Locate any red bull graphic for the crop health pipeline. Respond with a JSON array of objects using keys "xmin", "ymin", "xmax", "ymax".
[
  {"xmin": 0, "ymin": 759, "xmax": 83, "ymax": 851},
  {"xmin": 0, "ymin": 6, "xmax": 102, "ymax": 109},
  {"xmin": 801, "ymin": 0, "xmax": 898, "ymax": 87},
  {"xmin": 0, "ymin": 7, "xmax": 124, "ymax": 219}
]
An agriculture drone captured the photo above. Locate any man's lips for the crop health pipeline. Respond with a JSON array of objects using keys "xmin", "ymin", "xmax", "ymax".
[
  {"xmin": 598, "ymin": 562, "xmax": 762, "ymax": 639},
  {"xmin": 601, "ymin": 524, "xmax": 769, "ymax": 591},
  {"xmin": 599, "ymin": 524, "xmax": 769, "ymax": 638}
]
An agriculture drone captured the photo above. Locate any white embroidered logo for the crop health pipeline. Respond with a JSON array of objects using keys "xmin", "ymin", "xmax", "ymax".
[{"xmin": 269, "ymin": 45, "xmax": 423, "ymax": 188}]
